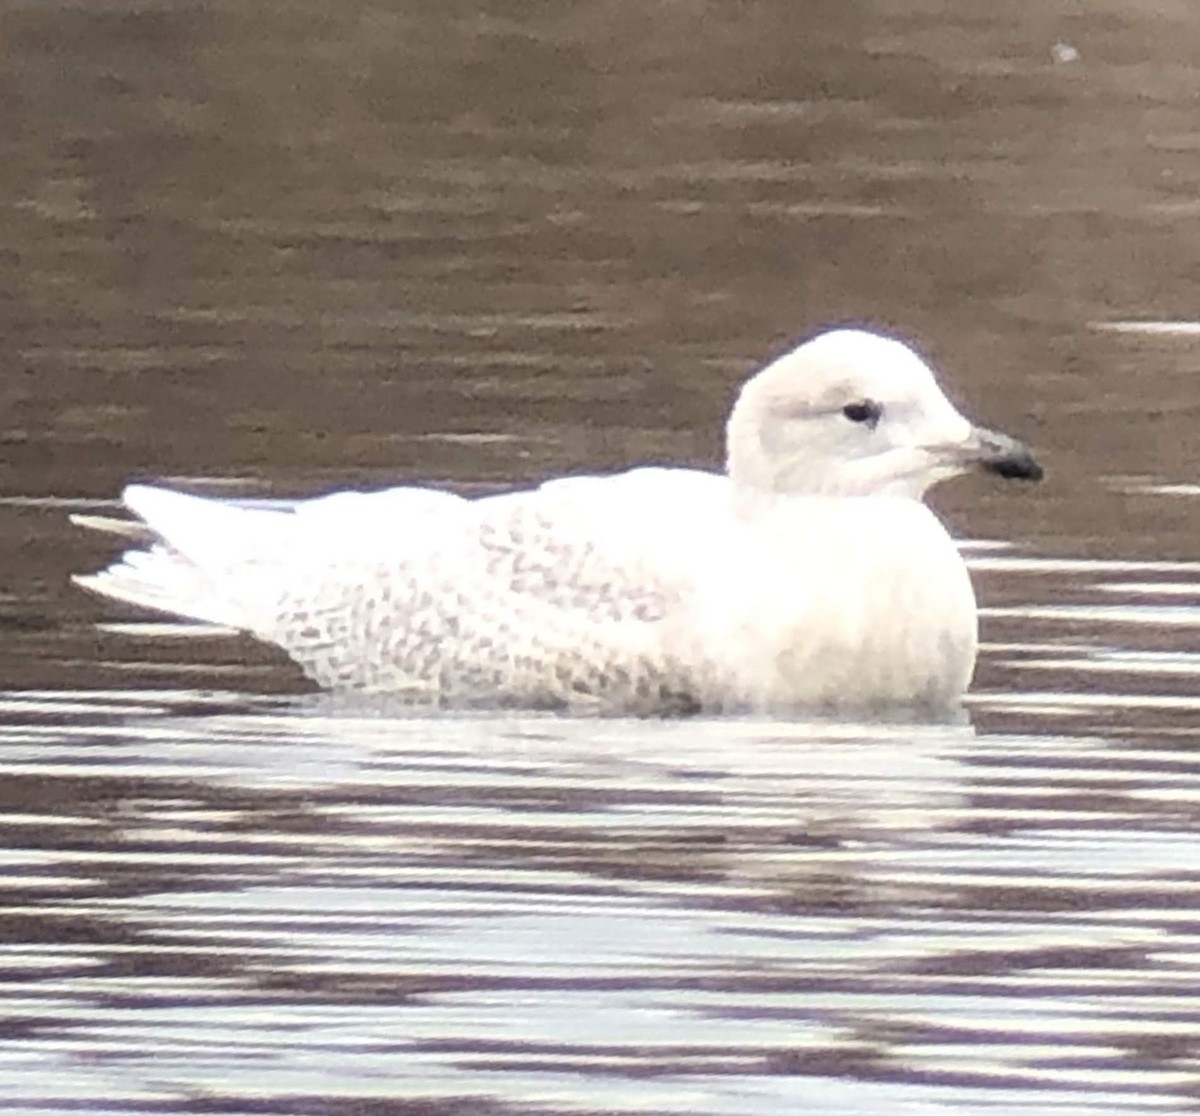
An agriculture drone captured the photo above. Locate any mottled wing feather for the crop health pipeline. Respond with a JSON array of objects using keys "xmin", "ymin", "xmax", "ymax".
[
  {"xmin": 254, "ymin": 470, "xmax": 728, "ymax": 707},
  {"xmin": 78, "ymin": 471, "xmax": 730, "ymax": 711}
]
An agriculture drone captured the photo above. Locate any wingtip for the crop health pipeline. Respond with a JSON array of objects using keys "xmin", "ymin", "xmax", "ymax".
[
  {"xmin": 70, "ymin": 513, "xmax": 152, "ymax": 541},
  {"xmin": 72, "ymin": 572, "xmax": 102, "ymax": 595}
]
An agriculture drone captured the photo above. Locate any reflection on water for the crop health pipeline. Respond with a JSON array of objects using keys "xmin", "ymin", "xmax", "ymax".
[
  {"xmin": 1, "ymin": 665, "xmax": 1200, "ymax": 1114},
  {"xmin": 7, "ymin": 0, "xmax": 1200, "ymax": 1112}
]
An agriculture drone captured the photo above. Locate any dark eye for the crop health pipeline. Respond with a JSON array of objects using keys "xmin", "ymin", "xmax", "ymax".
[{"xmin": 842, "ymin": 400, "xmax": 882, "ymax": 428}]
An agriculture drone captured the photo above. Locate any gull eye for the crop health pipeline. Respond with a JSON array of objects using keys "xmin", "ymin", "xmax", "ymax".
[{"xmin": 841, "ymin": 400, "xmax": 882, "ymax": 428}]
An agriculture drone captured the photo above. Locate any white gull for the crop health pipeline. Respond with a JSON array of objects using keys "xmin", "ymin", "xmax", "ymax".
[{"xmin": 74, "ymin": 328, "xmax": 1042, "ymax": 717}]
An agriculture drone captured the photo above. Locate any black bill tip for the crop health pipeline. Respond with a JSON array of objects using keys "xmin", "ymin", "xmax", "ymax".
[{"xmin": 976, "ymin": 429, "xmax": 1044, "ymax": 482}]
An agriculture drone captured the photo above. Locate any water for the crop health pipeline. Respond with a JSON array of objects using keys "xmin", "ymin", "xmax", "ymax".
[
  {"xmin": 3, "ymin": 679, "xmax": 1200, "ymax": 1113},
  {"xmin": 5, "ymin": 1, "xmax": 1200, "ymax": 1112}
]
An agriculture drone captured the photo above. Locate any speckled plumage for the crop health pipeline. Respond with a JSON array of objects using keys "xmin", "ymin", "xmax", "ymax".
[{"xmin": 74, "ymin": 329, "xmax": 1041, "ymax": 717}]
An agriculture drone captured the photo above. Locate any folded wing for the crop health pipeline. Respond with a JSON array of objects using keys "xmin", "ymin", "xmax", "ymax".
[{"xmin": 74, "ymin": 470, "xmax": 730, "ymax": 707}]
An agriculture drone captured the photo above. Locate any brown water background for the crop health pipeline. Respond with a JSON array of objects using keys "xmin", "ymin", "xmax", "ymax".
[{"xmin": 4, "ymin": 2, "xmax": 1200, "ymax": 1113}]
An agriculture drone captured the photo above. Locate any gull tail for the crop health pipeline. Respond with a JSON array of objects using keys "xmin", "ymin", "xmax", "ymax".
[{"xmin": 72, "ymin": 485, "xmax": 290, "ymax": 631}]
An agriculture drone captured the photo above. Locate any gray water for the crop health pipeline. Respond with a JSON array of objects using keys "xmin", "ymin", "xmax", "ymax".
[{"xmin": 5, "ymin": 1, "xmax": 1200, "ymax": 1113}]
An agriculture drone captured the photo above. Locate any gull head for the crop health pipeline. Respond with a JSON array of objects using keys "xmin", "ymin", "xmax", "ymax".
[{"xmin": 725, "ymin": 328, "xmax": 1042, "ymax": 499}]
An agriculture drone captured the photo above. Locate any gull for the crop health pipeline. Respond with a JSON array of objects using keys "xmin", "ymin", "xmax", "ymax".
[{"xmin": 74, "ymin": 328, "xmax": 1042, "ymax": 717}]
